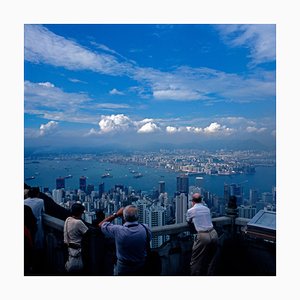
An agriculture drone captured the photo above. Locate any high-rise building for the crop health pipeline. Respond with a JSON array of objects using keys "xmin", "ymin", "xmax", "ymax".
[
  {"xmin": 195, "ymin": 176, "xmax": 203, "ymax": 188},
  {"xmin": 99, "ymin": 182, "xmax": 105, "ymax": 197},
  {"xmin": 176, "ymin": 174, "xmax": 189, "ymax": 195},
  {"xmin": 136, "ymin": 199, "xmax": 149, "ymax": 223},
  {"xmin": 79, "ymin": 176, "xmax": 87, "ymax": 192},
  {"xmin": 56, "ymin": 177, "xmax": 65, "ymax": 189},
  {"xmin": 175, "ymin": 193, "xmax": 188, "ymax": 224},
  {"xmin": 238, "ymin": 205, "xmax": 256, "ymax": 218},
  {"xmin": 145, "ymin": 204, "xmax": 167, "ymax": 248},
  {"xmin": 158, "ymin": 181, "xmax": 165, "ymax": 194},
  {"xmin": 262, "ymin": 192, "xmax": 273, "ymax": 204},
  {"xmin": 224, "ymin": 183, "xmax": 243, "ymax": 206},
  {"xmin": 52, "ymin": 188, "xmax": 64, "ymax": 204},
  {"xmin": 87, "ymin": 184, "xmax": 94, "ymax": 195},
  {"xmin": 249, "ymin": 189, "xmax": 259, "ymax": 206}
]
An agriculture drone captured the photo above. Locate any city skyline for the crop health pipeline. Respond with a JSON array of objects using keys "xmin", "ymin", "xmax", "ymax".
[{"xmin": 24, "ymin": 24, "xmax": 276, "ymax": 150}]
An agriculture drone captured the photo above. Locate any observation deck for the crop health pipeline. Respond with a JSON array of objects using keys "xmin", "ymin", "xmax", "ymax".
[{"xmin": 30, "ymin": 211, "xmax": 276, "ymax": 276}]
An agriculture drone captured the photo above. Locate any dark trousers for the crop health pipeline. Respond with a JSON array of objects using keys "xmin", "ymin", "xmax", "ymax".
[{"xmin": 190, "ymin": 229, "xmax": 218, "ymax": 275}]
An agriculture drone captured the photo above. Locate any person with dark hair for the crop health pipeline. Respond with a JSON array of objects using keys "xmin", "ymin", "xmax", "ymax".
[
  {"xmin": 99, "ymin": 205, "xmax": 151, "ymax": 275},
  {"xmin": 64, "ymin": 203, "xmax": 89, "ymax": 274},
  {"xmin": 186, "ymin": 193, "xmax": 218, "ymax": 275}
]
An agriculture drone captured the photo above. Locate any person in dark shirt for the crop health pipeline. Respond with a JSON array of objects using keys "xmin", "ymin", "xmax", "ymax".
[{"xmin": 24, "ymin": 204, "xmax": 37, "ymax": 274}]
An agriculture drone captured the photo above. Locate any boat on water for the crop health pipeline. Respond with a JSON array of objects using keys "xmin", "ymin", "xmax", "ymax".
[
  {"xmin": 65, "ymin": 174, "xmax": 73, "ymax": 179},
  {"xmin": 101, "ymin": 173, "xmax": 113, "ymax": 178},
  {"xmin": 25, "ymin": 176, "xmax": 35, "ymax": 180},
  {"xmin": 133, "ymin": 173, "xmax": 143, "ymax": 178}
]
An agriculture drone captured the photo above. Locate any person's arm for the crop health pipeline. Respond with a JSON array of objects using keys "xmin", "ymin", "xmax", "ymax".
[
  {"xmin": 98, "ymin": 207, "xmax": 124, "ymax": 228},
  {"xmin": 186, "ymin": 209, "xmax": 193, "ymax": 224}
]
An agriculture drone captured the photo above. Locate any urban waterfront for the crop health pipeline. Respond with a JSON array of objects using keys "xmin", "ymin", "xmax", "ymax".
[{"xmin": 24, "ymin": 151, "xmax": 276, "ymax": 199}]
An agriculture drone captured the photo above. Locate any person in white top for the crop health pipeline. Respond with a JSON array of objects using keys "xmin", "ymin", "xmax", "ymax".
[
  {"xmin": 64, "ymin": 203, "xmax": 89, "ymax": 273},
  {"xmin": 186, "ymin": 193, "xmax": 218, "ymax": 275}
]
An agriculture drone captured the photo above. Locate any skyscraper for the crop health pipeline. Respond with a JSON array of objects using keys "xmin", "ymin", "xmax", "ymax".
[
  {"xmin": 175, "ymin": 193, "xmax": 188, "ymax": 224},
  {"xmin": 99, "ymin": 182, "xmax": 105, "ymax": 197},
  {"xmin": 249, "ymin": 189, "xmax": 259, "ymax": 206},
  {"xmin": 176, "ymin": 174, "xmax": 189, "ymax": 195},
  {"xmin": 79, "ymin": 176, "xmax": 87, "ymax": 192},
  {"xmin": 158, "ymin": 181, "xmax": 165, "ymax": 194},
  {"xmin": 56, "ymin": 176, "xmax": 65, "ymax": 189},
  {"xmin": 145, "ymin": 204, "xmax": 167, "ymax": 248},
  {"xmin": 195, "ymin": 176, "xmax": 203, "ymax": 188},
  {"xmin": 87, "ymin": 184, "xmax": 94, "ymax": 195}
]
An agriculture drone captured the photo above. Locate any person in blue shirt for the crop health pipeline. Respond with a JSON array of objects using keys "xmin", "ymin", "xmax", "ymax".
[
  {"xmin": 99, "ymin": 205, "xmax": 151, "ymax": 276},
  {"xmin": 186, "ymin": 193, "xmax": 218, "ymax": 275}
]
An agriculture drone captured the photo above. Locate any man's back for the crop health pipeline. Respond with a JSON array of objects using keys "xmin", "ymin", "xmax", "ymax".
[{"xmin": 101, "ymin": 222, "xmax": 149, "ymax": 263}]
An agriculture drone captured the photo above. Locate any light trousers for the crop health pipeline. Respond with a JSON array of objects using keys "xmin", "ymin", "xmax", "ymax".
[{"xmin": 190, "ymin": 229, "xmax": 218, "ymax": 275}]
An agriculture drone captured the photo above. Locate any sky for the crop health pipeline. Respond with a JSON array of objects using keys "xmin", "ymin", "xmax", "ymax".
[{"xmin": 24, "ymin": 24, "xmax": 276, "ymax": 151}]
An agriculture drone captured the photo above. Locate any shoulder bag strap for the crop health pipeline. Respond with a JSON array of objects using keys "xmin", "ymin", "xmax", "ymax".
[{"xmin": 140, "ymin": 224, "xmax": 151, "ymax": 252}]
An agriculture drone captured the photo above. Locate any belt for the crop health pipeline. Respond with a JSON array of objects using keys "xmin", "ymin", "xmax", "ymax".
[
  {"xmin": 68, "ymin": 242, "xmax": 81, "ymax": 249},
  {"xmin": 197, "ymin": 228, "xmax": 214, "ymax": 233}
]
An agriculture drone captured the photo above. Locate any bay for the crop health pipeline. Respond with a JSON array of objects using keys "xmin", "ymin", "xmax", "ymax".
[{"xmin": 24, "ymin": 159, "xmax": 276, "ymax": 199}]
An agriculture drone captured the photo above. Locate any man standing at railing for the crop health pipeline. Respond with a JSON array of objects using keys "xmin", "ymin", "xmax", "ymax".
[
  {"xmin": 99, "ymin": 205, "xmax": 151, "ymax": 275},
  {"xmin": 186, "ymin": 193, "xmax": 218, "ymax": 275}
]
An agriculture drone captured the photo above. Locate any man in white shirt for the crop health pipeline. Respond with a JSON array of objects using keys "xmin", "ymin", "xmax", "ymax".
[{"xmin": 186, "ymin": 193, "xmax": 218, "ymax": 275}]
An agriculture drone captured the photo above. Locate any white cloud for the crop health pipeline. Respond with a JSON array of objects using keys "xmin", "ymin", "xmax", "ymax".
[
  {"xmin": 137, "ymin": 118, "xmax": 154, "ymax": 125},
  {"xmin": 166, "ymin": 126, "xmax": 178, "ymax": 134},
  {"xmin": 24, "ymin": 80, "xmax": 90, "ymax": 110},
  {"xmin": 204, "ymin": 122, "xmax": 233, "ymax": 135},
  {"xmin": 246, "ymin": 126, "xmax": 267, "ymax": 133},
  {"xmin": 153, "ymin": 89, "xmax": 201, "ymax": 101},
  {"xmin": 137, "ymin": 122, "xmax": 161, "ymax": 133},
  {"xmin": 109, "ymin": 88, "xmax": 124, "ymax": 95},
  {"xmin": 39, "ymin": 121, "xmax": 58, "ymax": 136},
  {"xmin": 94, "ymin": 103, "xmax": 130, "ymax": 109},
  {"xmin": 98, "ymin": 114, "xmax": 135, "ymax": 133},
  {"xmin": 25, "ymin": 25, "xmax": 275, "ymax": 104},
  {"xmin": 24, "ymin": 25, "xmax": 132, "ymax": 76},
  {"xmin": 38, "ymin": 82, "xmax": 55, "ymax": 88},
  {"xmin": 216, "ymin": 24, "xmax": 276, "ymax": 65}
]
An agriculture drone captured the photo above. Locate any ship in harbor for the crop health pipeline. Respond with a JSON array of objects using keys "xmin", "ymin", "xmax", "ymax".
[
  {"xmin": 133, "ymin": 173, "xmax": 143, "ymax": 178},
  {"xmin": 64, "ymin": 174, "xmax": 73, "ymax": 179},
  {"xmin": 25, "ymin": 176, "xmax": 35, "ymax": 180},
  {"xmin": 101, "ymin": 173, "xmax": 113, "ymax": 178}
]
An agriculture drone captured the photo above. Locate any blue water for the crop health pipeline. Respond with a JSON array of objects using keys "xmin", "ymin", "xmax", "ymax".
[{"xmin": 24, "ymin": 159, "xmax": 276, "ymax": 198}]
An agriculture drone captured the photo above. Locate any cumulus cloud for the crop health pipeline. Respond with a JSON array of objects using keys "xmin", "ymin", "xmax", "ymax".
[
  {"xmin": 98, "ymin": 114, "xmax": 135, "ymax": 133},
  {"xmin": 39, "ymin": 121, "xmax": 58, "ymax": 136},
  {"xmin": 204, "ymin": 122, "xmax": 233, "ymax": 135},
  {"xmin": 109, "ymin": 88, "xmax": 124, "ymax": 95},
  {"xmin": 166, "ymin": 126, "xmax": 178, "ymax": 134},
  {"xmin": 137, "ymin": 122, "xmax": 161, "ymax": 133}
]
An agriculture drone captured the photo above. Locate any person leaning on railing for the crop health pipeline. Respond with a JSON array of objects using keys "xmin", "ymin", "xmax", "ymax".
[{"xmin": 186, "ymin": 193, "xmax": 219, "ymax": 275}]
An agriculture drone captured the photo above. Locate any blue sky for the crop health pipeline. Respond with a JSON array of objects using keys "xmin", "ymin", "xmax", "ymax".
[{"xmin": 24, "ymin": 24, "xmax": 276, "ymax": 150}]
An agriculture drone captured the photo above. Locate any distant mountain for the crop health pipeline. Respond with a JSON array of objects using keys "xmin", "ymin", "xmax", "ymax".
[{"xmin": 24, "ymin": 137, "xmax": 275, "ymax": 157}]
